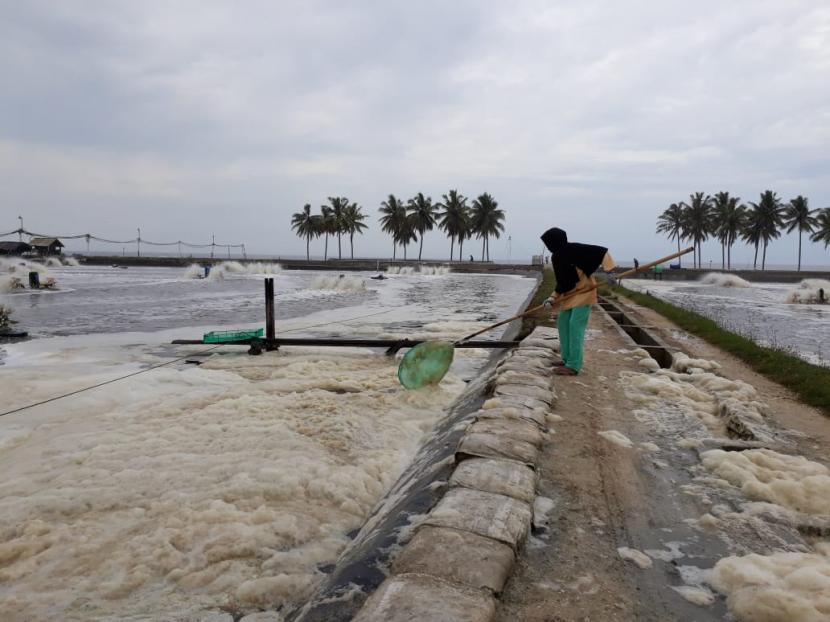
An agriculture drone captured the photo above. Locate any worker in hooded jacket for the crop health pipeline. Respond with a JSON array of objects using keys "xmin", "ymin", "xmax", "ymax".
[{"xmin": 541, "ymin": 227, "xmax": 616, "ymax": 376}]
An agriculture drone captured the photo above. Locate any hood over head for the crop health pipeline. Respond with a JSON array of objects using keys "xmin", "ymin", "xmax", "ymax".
[
  {"xmin": 541, "ymin": 227, "xmax": 610, "ymax": 294},
  {"xmin": 541, "ymin": 227, "xmax": 568, "ymax": 253}
]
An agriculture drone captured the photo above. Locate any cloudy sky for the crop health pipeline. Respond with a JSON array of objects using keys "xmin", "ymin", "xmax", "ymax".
[{"xmin": 2, "ymin": 1, "xmax": 829, "ymax": 266}]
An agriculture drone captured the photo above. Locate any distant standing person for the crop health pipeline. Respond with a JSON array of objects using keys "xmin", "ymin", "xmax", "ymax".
[
  {"xmin": 634, "ymin": 258, "xmax": 639, "ymax": 270},
  {"xmin": 541, "ymin": 227, "xmax": 616, "ymax": 376}
]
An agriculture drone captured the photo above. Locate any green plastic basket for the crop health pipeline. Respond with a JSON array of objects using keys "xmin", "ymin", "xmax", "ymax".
[{"xmin": 202, "ymin": 328, "xmax": 264, "ymax": 344}]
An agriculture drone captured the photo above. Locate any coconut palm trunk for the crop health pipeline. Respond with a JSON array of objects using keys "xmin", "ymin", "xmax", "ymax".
[
  {"xmin": 449, "ymin": 236, "xmax": 454, "ymax": 261},
  {"xmin": 798, "ymin": 231, "xmax": 802, "ymax": 271},
  {"xmin": 721, "ymin": 242, "xmax": 725, "ymax": 270},
  {"xmin": 418, "ymin": 231, "xmax": 425, "ymax": 261},
  {"xmin": 306, "ymin": 236, "xmax": 310, "ymax": 261},
  {"xmin": 762, "ymin": 240, "xmax": 768, "ymax": 270},
  {"xmin": 481, "ymin": 237, "xmax": 486, "ymax": 261},
  {"xmin": 324, "ymin": 234, "xmax": 329, "ymax": 260},
  {"xmin": 350, "ymin": 233, "xmax": 355, "ymax": 260},
  {"xmin": 753, "ymin": 242, "xmax": 758, "ymax": 269},
  {"xmin": 337, "ymin": 233, "xmax": 342, "ymax": 260}
]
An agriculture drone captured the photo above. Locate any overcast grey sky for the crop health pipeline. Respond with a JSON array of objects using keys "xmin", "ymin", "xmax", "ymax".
[{"xmin": 1, "ymin": 1, "xmax": 829, "ymax": 266}]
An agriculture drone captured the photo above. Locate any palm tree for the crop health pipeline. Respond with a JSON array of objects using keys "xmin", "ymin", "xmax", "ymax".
[
  {"xmin": 741, "ymin": 205, "xmax": 763, "ymax": 269},
  {"xmin": 343, "ymin": 203, "xmax": 368, "ymax": 259},
  {"xmin": 437, "ymin": 189, "xmax": 469, "ymax": 261},
  {"xmin": 319, "ymin": 205, "xmax": 335, "ymax": 260},
  {"xmin": 711, "ymin": 192, "xmax": 746, "ymax": 270},
  {"xmin": 749, "ymin": 190, "xmax": 785, "ymax": 270},
  {"xmin": 680, "ymin": 192, "xmax": 713, "ymax": 269},
  {"xmin": 656, "ymin": 203, "xmax": 686, "ymax": 267},
  {"xmin": 291, "ymin": 203, "xmax": 318, "ymax": 261},
  {"xmin": 783, "ymin": 196, "xmax": 817, "ymax": 271},
  {"xmin": 470, "ymin": 193, "xmax": 505, "ymax": 261},
  {"xmin": 811, "ymin": 208, "xmax": 830, "ymax": 250},
  {"xmin": 407, "ymin": 193, "xmax": 438, "ymax": 261},
  {"xmin": 326, "ymin": 196, "xmax": 350, "ymax": 260},
  {"xmin": 378, "ymin": 194, "xmax": 407, "ymax": 259},
  {"xmin": 397, "ymin": 213, "xmax": 418, "ymax": 260}
]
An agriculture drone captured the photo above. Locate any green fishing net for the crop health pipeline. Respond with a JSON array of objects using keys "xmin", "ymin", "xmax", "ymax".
[{"xmin": 398, "ymin": 341, "xmax": 455, "ymax": 389}]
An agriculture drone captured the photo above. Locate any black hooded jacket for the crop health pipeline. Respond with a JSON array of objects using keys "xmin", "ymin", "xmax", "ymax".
[{"xmin": 541, "ymin": 228, "xmax": 608, "ymax": 294}]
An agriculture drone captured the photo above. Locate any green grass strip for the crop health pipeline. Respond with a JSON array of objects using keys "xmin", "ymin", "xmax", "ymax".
[
  {"xmin": 518, "ymin": 267, "xmax": 556, "ymax": 339},
  {"xmin": 605, "ymin": 283, "xmax": 830, "ymax": 416}
]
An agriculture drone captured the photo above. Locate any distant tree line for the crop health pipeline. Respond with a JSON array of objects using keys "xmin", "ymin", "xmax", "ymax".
[
  {"xmin": 656, "ymin": 191, "xmax": 830, "ymax": 271},
  {"xmin": 291, "ymin": 197, "xmax": 368, "ymax": 261},
  {"xmin": 291, "ymin": 191, "xmax": 505, "ymax": 261}
]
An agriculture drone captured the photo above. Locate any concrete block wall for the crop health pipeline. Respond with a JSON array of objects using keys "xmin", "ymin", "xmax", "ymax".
[{"xmin": 352, "ymin": 327, "xmax": 560, "ymax": 622}]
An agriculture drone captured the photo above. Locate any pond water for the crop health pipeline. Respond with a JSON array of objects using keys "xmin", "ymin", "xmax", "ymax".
[{"xmin": 625, "ymin": 276, "xmax": 830, "ymax": 367}]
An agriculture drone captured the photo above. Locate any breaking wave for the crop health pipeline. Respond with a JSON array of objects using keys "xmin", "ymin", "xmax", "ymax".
[
  {"xmin": 309, "ymin": 275, "xmax": 367, "ymax": 291},
  {"xmin": 182, "ymin": 264, "xmax": 204, "ymax": 279},
  {"xmin": 386, "ymin": 266, "xmax": 416, "ymax": 275},
  {"xmin": 221, "ymin": 261, "xmax": 282, "ymax": 275},
  {"xmin": 786, "ymin": 279, "xmax": 830, "ymax": 304},
  {"xmin": 700, "ymin": 273, "xmax": 752, "ymax": 288},
  {"xmin": 0, "ymin": 275, "xmax": 26, "ymax": 293},
  {"xmin": 1, "ymin": 258, "xmax": 48, "ymax": 275},
  {"xmin": 386, "ymin": 265, "xmax": 450, "ymax": 276},
  {"xmin": 181, "ymin": 262, "xmax": 283, "ymax": 281}
]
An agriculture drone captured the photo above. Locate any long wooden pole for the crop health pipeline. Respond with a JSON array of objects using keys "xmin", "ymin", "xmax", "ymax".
[
  {"xmin": 616, "ymin": 246, "xmax": 694, "ymax": 280},
  {"xmin": 456, "ymin": 246, "xmax": 695, "ymax": 343}
]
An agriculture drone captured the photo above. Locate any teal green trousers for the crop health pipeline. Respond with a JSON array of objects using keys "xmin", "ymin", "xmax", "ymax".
[{"xmin": 557, "ymin": 305, "xmax": 592, "ymax": 372}]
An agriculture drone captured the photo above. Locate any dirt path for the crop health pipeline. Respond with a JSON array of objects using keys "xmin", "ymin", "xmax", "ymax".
[{"xmin": 495, "ymin": 301, "xmax": 829, "ymax": 621}]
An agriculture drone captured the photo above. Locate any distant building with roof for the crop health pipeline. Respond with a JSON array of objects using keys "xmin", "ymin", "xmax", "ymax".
[
  {"xmin": 0, "ymin": 241, "xmax": 32, "ymax": 256},
  {"xmin": 29, "ymin": 237, "xmax": 64, "ymax": 256}
]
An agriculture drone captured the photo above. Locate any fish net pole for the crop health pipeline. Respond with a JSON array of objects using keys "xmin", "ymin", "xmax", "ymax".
[{"xmin": 457, "ymin": 246, "xmax": 696, "ymax": 343}]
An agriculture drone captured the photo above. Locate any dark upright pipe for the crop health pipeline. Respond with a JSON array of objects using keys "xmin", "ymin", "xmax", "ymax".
[{"xmin": 264, "ymin": 277, "xmax": 276, "ymax": 349}]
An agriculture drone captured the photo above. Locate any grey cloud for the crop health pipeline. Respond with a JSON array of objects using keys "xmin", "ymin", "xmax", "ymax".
[{"xmin": 1, "ymin": 1, "xmax": 829, "ymax": 265}]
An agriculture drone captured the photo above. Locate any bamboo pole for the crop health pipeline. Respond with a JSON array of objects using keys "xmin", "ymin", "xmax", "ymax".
[{"xmin": 456, "ymin": 245, "xmax": 695, "ymax": 343}]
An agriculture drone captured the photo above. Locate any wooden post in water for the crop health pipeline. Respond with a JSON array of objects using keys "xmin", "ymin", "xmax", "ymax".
[{"xmin": 264, "ymin": 277, "xmax": 276, "ymax": 350}]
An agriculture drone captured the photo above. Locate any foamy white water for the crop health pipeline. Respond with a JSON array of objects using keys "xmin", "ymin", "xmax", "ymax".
[
  {"xmin": 0, "ymin": 265, "xmax": 536, "ymax": 620},
  {"xmin": 625, "ymin": 277, "xmax": 830, "ymax": 367}
]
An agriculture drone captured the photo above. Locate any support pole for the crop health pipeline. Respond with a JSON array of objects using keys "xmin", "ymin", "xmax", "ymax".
[{"xmin": 264, "ymin": 277, "xmax": 276, "ymax": 350}]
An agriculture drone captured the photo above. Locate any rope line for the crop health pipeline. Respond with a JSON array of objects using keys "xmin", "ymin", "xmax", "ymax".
[
  {"xmin": 0, "ymin": 307, "xmax": 398, "ymax": 419},
  {"xmin": 0, "ymin": 228, "xmax": 245, "ymax": 249},
  {"xmin": 0, "ymin": 345, "xmax": 222, "ymax": 419}
]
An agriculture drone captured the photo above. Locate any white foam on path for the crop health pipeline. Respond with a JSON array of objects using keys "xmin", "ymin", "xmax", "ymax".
[
  {"xmin": 710, "ymin": 542, "xmax": 830, "ymax": 622},
  {"xmin": 617, "ymin": 547, "xmax": 652, "ymax": 568},
  {"xmin": 701, "ymin": 448, "xmax": 830, "ymax": 515},
  {"xmin": 598, "ymin": 430, "xmax": 634, "ymax": 448}
]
